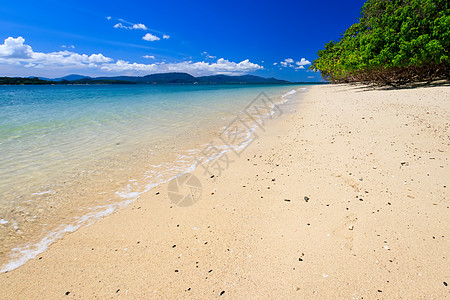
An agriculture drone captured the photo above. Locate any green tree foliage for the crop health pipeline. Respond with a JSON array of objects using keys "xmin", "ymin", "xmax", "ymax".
[{"xmin": 310, "ymin": 0, "xmax": 449, "ymax": 85}]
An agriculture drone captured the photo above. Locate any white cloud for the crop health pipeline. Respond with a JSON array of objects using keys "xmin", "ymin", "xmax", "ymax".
[
  {"xmin": 163, "ymin": 34, "xmax": 170, "ymax": 39},
  {"xmin": 278, "ymin": 57, "xmax": 311, "ymax": 70},
  {"xmin": 114, "ymin": 23, "xmax": 127, "ymax": 29},
  {"xmin": 273, "ymin": 62, "xmax": 277, "ymax": 65},
  {"xmin": 101, "ymin": 58, "xmax": 262, "ymax": 76},
  {"xmin": 0, "ymin": 37, "xmax": 112, "ymax": 68},
  {"xmin": 113, "ymin": 21, "xmax": 148, "ymax": 30},
  {"xmin": 296, "ymin": 58, "xmax": 311, "ymax": 66},
  {"xmin": 142, "ymin": 33, "xmax": 160, "ymax": 41},
  {"xmin": 0, "ymin": 36, "xmax": 262, "ymax": 77},
  {"xmin": 61, "ymin": 45, "xmax": 75, "ymax": 49},
  {"xmin": 201, "ymin": 51, "xmax": 216, "ymax": 59},
  {"xmin": 307, "ymin": 76, "xmax": 315, "ymax": 79},
  {"xmin": 106, "ymin": 16, "xmax": 112, "ymax": 20},
  {"xmin": 142, "ymin": 55, "xmax": 155, "ymax": 59},
  {"xmin": 133, "ymin": 23, "xmax": 148, "ymax": 30},
  {"xmin": 0, "ymin": 37, "xmax": 33, "ymax": 59}
]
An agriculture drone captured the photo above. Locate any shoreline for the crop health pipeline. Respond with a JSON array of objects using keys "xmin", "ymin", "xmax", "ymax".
[
  {"xmin": 0, "ymin": 85, "xmax": 304, "ymax": 273},
  {"xmin": 1, "ymin": 84, "xmax": 449, "ymax": 298}
]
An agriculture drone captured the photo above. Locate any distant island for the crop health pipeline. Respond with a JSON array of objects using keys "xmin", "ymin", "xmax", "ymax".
[{"xmin": 0, "ymin": 73, "xmax": 325, "ymax": 85}]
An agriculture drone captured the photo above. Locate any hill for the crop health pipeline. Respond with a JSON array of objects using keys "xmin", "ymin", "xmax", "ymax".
[{"xmin": 1, "ymin": 73, "xmax": 297, "ymax": 85}]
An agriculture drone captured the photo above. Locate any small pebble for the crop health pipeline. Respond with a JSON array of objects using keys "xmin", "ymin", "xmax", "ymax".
[
  {"xmin": 304, "ymin": 196, "xmax": 309, "ymax": 202},
  {"xmin": 220, "ymin": 291, "xmax": 225, "ymax": 296},
  {"xmin": 444, "ymin": 281, "xmax": 448, "ymax": 286}
]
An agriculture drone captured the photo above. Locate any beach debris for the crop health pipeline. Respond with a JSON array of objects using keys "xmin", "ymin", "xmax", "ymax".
[
  {"xmin": 400, "ymin": 161, "xmax": 409, "ymax": 167},
  {"xmin": 284, "ymin": 199, "xmax": 291, "ymax": 202},
  {"xmin": 304, "ymin": 196, "xmax": 309, "ymax": 202},
  {"xmin": 322, "ymin": 274, "xmax": 328, "ymax": 278},
  {"xmin": 383, "ymin": 245, "xmax": 390, "ymax": 250},
  {"xmin": 378, "ymin": 290, "xmax": 383, "ymax": 293},
  {"xmin": 116, "ymin": 289, "xmax": 120, "ymax": 293}
]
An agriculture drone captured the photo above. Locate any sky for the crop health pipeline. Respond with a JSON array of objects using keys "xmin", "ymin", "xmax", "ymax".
[{"xmin": 0, "ymin": 0, "xmax": 366, "ymax": 82}]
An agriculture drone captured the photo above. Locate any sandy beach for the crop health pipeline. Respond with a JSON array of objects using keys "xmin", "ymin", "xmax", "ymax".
[{"xmin": 0, "ymin": 84, "xmax": 449, "ymax": 299}]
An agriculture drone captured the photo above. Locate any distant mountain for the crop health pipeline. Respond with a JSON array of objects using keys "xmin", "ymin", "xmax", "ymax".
[
  {"xmin": 36, "ymin": 74, "xmax": 90, "ymax": 82},
  {"xmin": 56, "ymin": 74, "xmax": 90, "ymax": 81},
  {"xmin": 95, "ymin": 72, "xmax": 197, "ymax": 84},
  {"xmin": 93, "ymin": 73, "xmax": 290, "ymax": 84},
  {"xmin": 4, "ymin": 73, "xmax": 298, "ymax": 85},
  {"xmin": 69, "ymin": 78, "xmax": 136, "ymax": 84},
  {"xmin": 197, "ymin": 74, "xmax": 289, "ymax": 84}
]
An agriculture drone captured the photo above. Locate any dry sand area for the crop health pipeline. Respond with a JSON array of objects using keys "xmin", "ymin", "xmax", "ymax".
[{"xmin": 0, "ymin": 84, "xmax": 449, "ymax": 299}]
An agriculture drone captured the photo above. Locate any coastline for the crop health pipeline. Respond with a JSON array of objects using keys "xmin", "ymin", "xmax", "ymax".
[
  {"xmin": 1, "ymin": 84, "xmax": 449, "ymax": 298},
  {"xmin": 0, "ymin": 84, "xmax": 303, "ymax": 273}
]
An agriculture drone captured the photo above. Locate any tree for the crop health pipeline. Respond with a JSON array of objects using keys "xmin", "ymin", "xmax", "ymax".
[{"xmin": 310, "ymin": 0, "xmax": 449, "ymax": 85}]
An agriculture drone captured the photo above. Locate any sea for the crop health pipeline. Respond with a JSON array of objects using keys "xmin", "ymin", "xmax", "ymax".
[{"xmin": 0, "ymin": 83, "xmax": 308, "ymax": 272}]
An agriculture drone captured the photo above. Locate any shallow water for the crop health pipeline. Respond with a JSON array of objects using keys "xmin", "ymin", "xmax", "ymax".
[{"xmin": 0, "ymin": 83, "xmax": 307, "ymax": 271}]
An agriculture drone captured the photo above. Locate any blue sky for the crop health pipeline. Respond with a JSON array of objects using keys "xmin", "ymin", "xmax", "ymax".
[{"xmin": 0, "ymin": 0, "xmax": 366, "ymax": 81}]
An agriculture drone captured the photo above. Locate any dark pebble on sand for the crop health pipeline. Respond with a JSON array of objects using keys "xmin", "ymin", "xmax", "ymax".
[
  {"xmin": 175, "ymin": 270, "xmax": 179, "ymax": 272},
  {"xmin": 378, "ymin": 290, "xmax": 382, "ymax": 292},
  {"xmin": 304, "ymin": 196, "xmax": 309, "ymax": 202},
  {"xmin": 65, "ymin": 292, "xmax": 70, "ymax": 295},
  {"xmin": 299, "ymin": 258, "xmax": 303, "ymax": 261},
  {"xmin": 444, "ymin": 281, "xmax": 448, "ymax": 286},
  {"xmin": 284, "ymin": 199, "xmax": 291, "ymax": 202},
  {"xmin": 211, "ymin": 175, "xmax": 215, "ymax": 178},
  {"xmin": 156, "ymin": 192, "xmax": 160, "ymax": 195},
  {"xmin": 116, "ymin": 289, "xmax": 120, "ymax": 293},
  {"xmin": 172, "ymin": 245, "xmax": 176, "ymax": 248},
  {"xmin": 220, "ymin": 291, "xmax": 225, "ymax": 296}
]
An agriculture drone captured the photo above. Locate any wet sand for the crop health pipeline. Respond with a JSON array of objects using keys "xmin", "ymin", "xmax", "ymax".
[{"xmin": 0, "ymin": 84, "xmax": 449, "ymax": 298}]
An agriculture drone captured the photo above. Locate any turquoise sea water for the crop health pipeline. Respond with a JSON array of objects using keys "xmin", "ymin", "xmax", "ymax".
[{"xmin": 0, "ymin": 83, "xmax": 306, "ymax": 271}]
